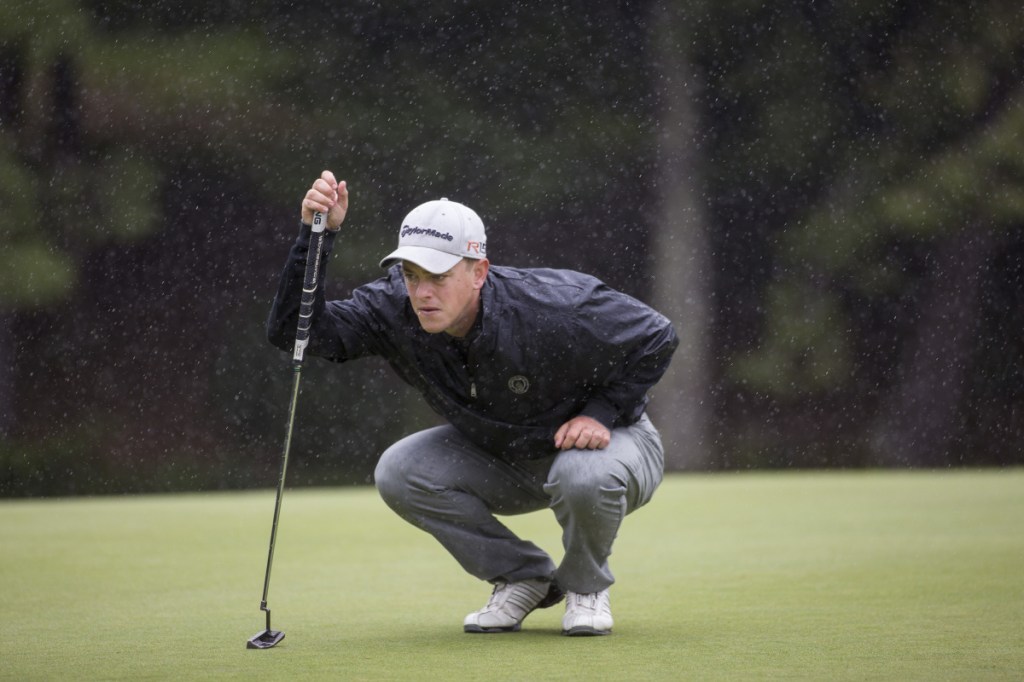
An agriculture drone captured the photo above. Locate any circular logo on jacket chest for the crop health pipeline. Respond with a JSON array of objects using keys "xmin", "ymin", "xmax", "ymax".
[{"xmin": 507, "ymin": 375, "xmax": 530, "ymax": 395}]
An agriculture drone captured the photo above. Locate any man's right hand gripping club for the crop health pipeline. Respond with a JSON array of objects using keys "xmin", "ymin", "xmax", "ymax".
[{"xmin": 302, "ymin": 170, "xmax": 349, "ymax": 231}]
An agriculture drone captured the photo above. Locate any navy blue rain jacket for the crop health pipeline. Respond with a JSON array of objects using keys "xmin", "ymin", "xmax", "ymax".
[{"xmin": 268, "ymin": 224, "xmax": 679, "ymax": 460}]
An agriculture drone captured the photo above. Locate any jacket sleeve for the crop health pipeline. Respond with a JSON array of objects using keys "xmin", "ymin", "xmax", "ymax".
[
  {"xmin": 267, "ymin": 223, "xmax": 405, "ymax": 362},
  {"xmin": 572, "ymin": 282, "xmax": 679, "ymax": 429},
  {"xmin": 267, "ymin": 223, "xmax": 336, "ymax": 354}
]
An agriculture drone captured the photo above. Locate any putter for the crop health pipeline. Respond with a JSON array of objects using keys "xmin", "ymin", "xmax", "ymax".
[{"xmin": 247, "ymin": 210, "xmax": 329, "ymax": 650}]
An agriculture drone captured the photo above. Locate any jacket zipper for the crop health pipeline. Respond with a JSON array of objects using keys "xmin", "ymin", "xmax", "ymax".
[{"xmin": 467, "ymin": 340, "xmax": 478, "ymax": 400}]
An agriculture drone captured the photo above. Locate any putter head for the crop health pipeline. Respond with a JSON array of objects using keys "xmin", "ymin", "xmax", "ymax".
[{"xmin": 246, "ymin": 629, "xmax": 285, "ymax": 649}]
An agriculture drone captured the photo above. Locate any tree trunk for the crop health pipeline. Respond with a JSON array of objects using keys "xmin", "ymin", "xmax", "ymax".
[
  {"xmin": 647, "ymin": 3, "xmax": 714, "ymax": 470},
  {"xmin": 870, "ymin": 230, "xmax": 993, "ymax": 466}
]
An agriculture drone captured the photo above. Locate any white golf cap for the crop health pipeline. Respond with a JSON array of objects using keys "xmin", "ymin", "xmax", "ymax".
[{"xmin": 379, "ymin": 198, "xmax": 488, "ymax": 274}]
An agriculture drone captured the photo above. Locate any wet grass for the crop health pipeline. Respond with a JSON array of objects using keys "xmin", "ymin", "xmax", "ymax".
[{"xmin": 1, "ymin": 469, "xmax": 1021, "ymax": 680}]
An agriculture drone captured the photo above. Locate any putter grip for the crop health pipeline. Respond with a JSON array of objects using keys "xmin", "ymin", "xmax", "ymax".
[{"xmin": 293, "ymin": 211, "xmax": 327, "ymax": 363}]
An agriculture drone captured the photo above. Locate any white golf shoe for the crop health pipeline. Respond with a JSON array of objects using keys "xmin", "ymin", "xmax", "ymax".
[
  {"xmin": 562, "ymin": 589, "xmax": 613, "ymax": 636},
  {"xmin": 463, "ymin": 578, "xmax": 562, "ymax": 633}
]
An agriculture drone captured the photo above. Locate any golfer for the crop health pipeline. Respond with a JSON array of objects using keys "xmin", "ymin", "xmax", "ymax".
[{"xmin": 268, "ymin": 171, "xmax": 678, "ymax": 636}]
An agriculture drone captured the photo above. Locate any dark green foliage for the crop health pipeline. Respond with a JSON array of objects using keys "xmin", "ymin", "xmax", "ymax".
[{"xmin": 2, "ymin": 1, "xmax": 1022, "ymax": 494}]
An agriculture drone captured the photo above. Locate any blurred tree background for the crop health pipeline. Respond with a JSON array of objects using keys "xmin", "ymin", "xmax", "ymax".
[{"xmin": 1, "ymin": 0, "xmax": 1021, "ymax": 496}]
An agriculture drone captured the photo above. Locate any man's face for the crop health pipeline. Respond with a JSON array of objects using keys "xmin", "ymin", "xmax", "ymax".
[{"xmin": 401, "ymin": 259, "xmax": 489, "ymax": 337}]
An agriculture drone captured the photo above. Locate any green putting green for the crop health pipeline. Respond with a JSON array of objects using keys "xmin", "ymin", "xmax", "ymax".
[{"xmin": 1, "ymin": 470, "xmax": 1021, "ymax": 680}]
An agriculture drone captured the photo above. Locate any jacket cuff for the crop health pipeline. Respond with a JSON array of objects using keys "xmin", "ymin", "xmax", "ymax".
[{"xmin": 579, "ymin": 399, "xmax": 619, "ymax": 431}]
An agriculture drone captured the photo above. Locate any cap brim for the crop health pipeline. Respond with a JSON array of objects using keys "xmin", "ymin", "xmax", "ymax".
[{"xmin": 379, "ymin": 246, "xmax": 464, "ymax": 274}]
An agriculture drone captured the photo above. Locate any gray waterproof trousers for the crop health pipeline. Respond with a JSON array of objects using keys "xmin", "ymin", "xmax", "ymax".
[{"xmin": 373, "ymin": 414, "xmax": 664, "ymax": 594}]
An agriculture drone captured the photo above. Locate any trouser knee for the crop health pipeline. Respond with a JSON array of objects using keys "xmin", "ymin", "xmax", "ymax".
[
  {"xmin": 374, "ymin": 444, "xmax": 417, "ymax": 512},
  {"xmin": 546, "ymin": 455, "xmax": 627, "ymax": 510}
]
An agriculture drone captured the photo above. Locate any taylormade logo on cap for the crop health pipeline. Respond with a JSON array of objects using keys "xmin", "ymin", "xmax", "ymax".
[
  {"xmin": 400, "ymin": 225, "xmax": 455, "ymax": 242},
  {"xmin": 379, "ymin": 198, "xmax": 488, "ymax": 274}
]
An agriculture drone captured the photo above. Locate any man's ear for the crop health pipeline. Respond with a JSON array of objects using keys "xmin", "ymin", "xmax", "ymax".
[{"xmin": 472, "ymin": 258, "xmax": 490, "ymax": 289}]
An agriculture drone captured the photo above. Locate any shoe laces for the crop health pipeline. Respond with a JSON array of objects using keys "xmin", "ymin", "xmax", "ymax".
[
  {"xmin": 567, "ymin": 590, "xmax": 609, "ymax": 614},
  {"xmin": 483, "ymin": 580, "xmax": 548, "ymax": 615},
  {"xmin": 485, "ymin": 582, "xmax": 511, "ymax": 608}
]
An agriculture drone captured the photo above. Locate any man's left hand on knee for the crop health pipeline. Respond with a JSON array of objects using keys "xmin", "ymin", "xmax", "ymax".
[{"xmin": 554, "ymin": 416, "xmax": 611, "ymax": 451}]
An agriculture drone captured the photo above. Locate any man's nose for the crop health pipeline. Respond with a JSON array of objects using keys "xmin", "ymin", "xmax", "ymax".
[{"xmin": 413, "ymin": 281, "xmax": 434, "ymax": 299}]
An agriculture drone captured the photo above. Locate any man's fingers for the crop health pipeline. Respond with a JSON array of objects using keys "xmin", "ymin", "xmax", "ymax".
[
  {"xmin": 560, "ymin": 422, "xmax": 586, "ymax": 450},
  {"xmin": 554, "ymin": 423, "xmax": 569, "ymax": 449},
  {"xmin": 565, "ymin": 426, "xmax": 610, "ymax": 450},
  {"xmin": 313, "ymin": 177, "xmax": 336, "ymax": 198},
  {"xmin": 301, "ymin": 195, "xmax": 332, "ymax": 225},
  {"xmin": 300, "ymin": 174, "xmax": 348, "ymax": 230},
  {"xmin": 575, "ymin": 429, "xmax": 606, "ymax": 450},
  {"xmin": 554, "ymin": 416, "xmax": 611, "ymax": 450},
  {"xmin": 558, "ymin": 426, "xmax": 609, "ymax": 450},
  {"xmin": 332, "ymin": 180, "xmax": 350, "ymax": 223},
  {"xmin": 336, "ymin": 180, "xmax": 349, "ymax": 209},
  {"xmin": 303, "ymin": 190, "xmax": 332, "ymax": 213}
]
